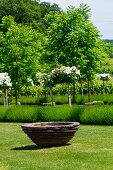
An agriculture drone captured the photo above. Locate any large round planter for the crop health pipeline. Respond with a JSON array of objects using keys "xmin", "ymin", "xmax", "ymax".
[{"xmin": 21, "ymin": 122, "xmax": 80, "ymax": 147}]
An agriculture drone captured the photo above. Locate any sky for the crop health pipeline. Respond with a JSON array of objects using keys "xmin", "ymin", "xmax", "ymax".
[{"xmin": 40, "ymin": 0, "xmax": 113, "ymax": 39}]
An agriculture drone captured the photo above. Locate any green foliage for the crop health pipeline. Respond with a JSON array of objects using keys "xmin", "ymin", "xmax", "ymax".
[
  {"xmin": 20, "ymin": 86, "xmax": 44, "ymax": 96},
  {"xmin": 18, "ymin": 95, "xmax": 68, "ymax": 105},
  {"xmin": 18, "ymin": 97, "xmax": 39, "ymax": 105},
  {"xmin": 75, "ymin": 94, "xmax": 113, "ymax": 105},
  {"xmin": 90, "ymin": 94, "xmax": 113, "ymax": 104},
  {"xmin": 36, "ymin": 105, "xmax": 72, "ymax": 121},
  {"xmin": 0, "ymin": 0, "xmax": 62, "ymax": 32},
  {"xmin": 0, "ymin": 97, "xmax": 4, "ymax": 105},
  {"xmin": 0, "ymin": 16, "xmax": 46, "ymax": 104},
  {"xmin": 50, "ymin": 95, "xmax": 68, "ymax": 105},
  {"xmin": 0, "ymin": 106, "xmax": 38, "ymax": 122},
  {"xmin": 40, "ymin": 2, "xmax": 61, "ymax": 18},
  {"xmin": 0, "ymin": 15, "xmax": 15, "ymax": 32},
  {"xmin": 0, "ymin": 107, "xmax": 7, "ymax": 121},
  {"xmin": 105, "ymin": 39, "xmax": 113, "ymax": 45},
  {"xmin": 68, "ymin": 105, "xmax": 83, "ymax": 121},
  {"xmin": 52, "ymin": 84, "xmax": 68, "ymax": 95},
  {"xmin": 0, "ymin": 105, "xmax": 80, "ymax": 122},
  {"xmin": 1, "ymin": 93, "xmax": 113, "ymax": 106},
  {"xmin": 0, "ymin": 0, "xmax": 41, "ymax": 24},
  {"xmin": 18, "ymin": 96, "xmax": 47, "ymax": 105},
  {"xmin": 46, "ymin": 4, "xmax": 110, "ymax": 82},
  {"xmin": 1, "ymin": 104, "xmax": 113, "ymax": 125},
  {"xmin": 100, "ymin": 58, "xmax": 113, "ymax": 74},
  {"xmin": 80, "ymin": 105, "xmax": 113, "ymax": 125}
]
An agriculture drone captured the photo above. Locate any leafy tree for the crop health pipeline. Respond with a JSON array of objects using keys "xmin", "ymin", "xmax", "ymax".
[
  {"xmin": 46, "ymin": 4, "xmax": 110, "ymax": 102},
  {"xmin": 0, "ymin": 16, "xmax": 46, "ymax": 104},
  {"xmin": 0, "ymin": 0, "xmax": 62, "ymax": 32},
  {"xmin": 40, "ymin": 2, "xmax": 62, "ymax": 18},
  {"xmin": 39, "ymin": 2, "xmax": 62, "ymax": 31},
  {"xmin": 0, "ymin": 0, "xmax": 41, "ymax": 24}
]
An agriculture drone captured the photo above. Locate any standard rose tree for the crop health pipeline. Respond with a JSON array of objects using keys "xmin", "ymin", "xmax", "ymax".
[{"xmin": 0, "ymin": 73, "xmax": 12, "ymax": 106}]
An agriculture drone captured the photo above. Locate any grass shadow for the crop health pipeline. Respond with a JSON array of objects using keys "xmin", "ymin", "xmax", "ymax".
[
  {"xmin": 11, "ymin": 145, "xmax": 42, "ymax": 150},
  {"xmin": 11, "ymin": 143, "xmax": 71, "ymax": 151}
]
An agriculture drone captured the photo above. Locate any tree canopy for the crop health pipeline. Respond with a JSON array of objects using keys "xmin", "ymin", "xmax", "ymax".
[
  {"xmin": 0, "ymin": 0, "xmax": 41, "ymax": 24},
  {"xmin": 0, "ymin": 16, "xmax": 46, "ymax": 104},
  {"xmin": 0, "ymin": 2, "xmax": 112, "ymax": 104},
  {"xmin": 0, "ymin": 0, "xmax": 61, "ymax": 32},
  {"xmin": 40, "ymin": 2, "xmax": 62, "ymax": 18},
  {"xmin": 46, "ymin": 4, "xmax": 110, "ymax": 81}
]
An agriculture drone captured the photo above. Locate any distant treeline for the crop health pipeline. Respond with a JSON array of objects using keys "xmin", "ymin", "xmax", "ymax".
[{"xmin": 104, "ymin": 39, "xmax": 113, "ymax": 44}]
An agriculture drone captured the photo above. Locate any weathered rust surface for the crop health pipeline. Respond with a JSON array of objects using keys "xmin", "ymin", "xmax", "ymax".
[{"xmin": 21, "ymin": 122, "xmax": 80, "ymax": 147}]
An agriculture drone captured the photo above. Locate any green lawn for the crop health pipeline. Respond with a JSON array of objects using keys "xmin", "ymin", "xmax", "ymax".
[{"xmin": 0, "ymin": 123, "xmax": 113, "ymax": 170}]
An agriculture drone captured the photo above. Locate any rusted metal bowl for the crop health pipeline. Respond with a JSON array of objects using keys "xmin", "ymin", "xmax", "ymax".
[{"xmin": 21, "ymin": 122, "xmax": 80, "ymax": 147}]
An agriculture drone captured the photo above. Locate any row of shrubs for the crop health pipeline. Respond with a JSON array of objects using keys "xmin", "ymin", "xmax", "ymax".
[
  {"xmin": 1, "ymin": 80, "xmax": 113, "ymax": 98},
  {"xmin": 0, "ymin": 105, "xmax": 113, "ymax": 125},
  {"xmin": 1, "ymin": 94, "xmax": 113, "ymax": 105}
]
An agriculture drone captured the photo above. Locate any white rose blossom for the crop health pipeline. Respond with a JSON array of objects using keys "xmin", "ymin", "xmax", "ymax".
[
  {"xmin": 97, "ymin": 73, "xmax": 111, "ymax": 81},
  {"xmin": 36, "ymin": 72, "xmax": 49, "ymax": 86},
  {"xmin": 36, "ymin": 66, "xmax": 80, "ymax": 86},
  {"xmin": 0, "ymin": 73, "xmax": 12, "ymax": 87}
]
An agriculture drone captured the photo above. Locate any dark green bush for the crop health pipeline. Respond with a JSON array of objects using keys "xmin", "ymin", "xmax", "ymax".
[
  {"xmin": 80, "ymin": 105, "xmax": 113, "ymax": 125},
  {"xmin": 89, "ymin": 94, "xmax": 113, "ymax": 104},
  {"xmin": 0, "ymin": 97, "xmax": 4, "ymax": 105},
  {"xmin": 1, "ymin": 102, "xmax": 113, "ymax": 125},
  {"xmin": 68, "ymin": 106, "xmax": 83, "ymax": 121},
  {"xmin": 18, "ymin": 97, "xmax": 37, "ymax": 105},
  {"xmin": 18, "ymin": 96, "xmax": 47, "ymax": 105},
  {"xmin": 50, "ymin": 95, "xmax": 68, "ymax": 105},
  {"xmin": 2, "ymin": 106, "xmax": 38, "ymax": 122},
  {"xmin": 37, "ymin": 105, "xmax": 71, "ymax": 121},
  {"xmin": 1, "ymin": 94, "xmax": 113, "ymax": 106},
  {"xmin": 75, "ymin": 95, "xmax": 88, "ymax": 105},
  {"xmin": 75, "ymin": 94, "xmax": 113, "ymax": 105},
  {"xmin": 0, "ymin": 105, "xmax": 81, "ymax": 122}
]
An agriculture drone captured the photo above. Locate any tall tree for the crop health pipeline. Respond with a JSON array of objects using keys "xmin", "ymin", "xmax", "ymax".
[
  {"xmin": 0, "ymin": 0, "xmax": 62, "ymax": 32},
  {"xmin": 0, "ymin": 16, "xmax": 46, "ymax": 104},
  {"xmin": 0, "ymin": 0, "xmax": 41, "ymax": 24},
  {"xmin": 46, "ymin": 4, "xmax": 110, "ymax": 102},
  {"xmin": 40, "ymin": 2, "xmax": 61, "ymax": 18}
]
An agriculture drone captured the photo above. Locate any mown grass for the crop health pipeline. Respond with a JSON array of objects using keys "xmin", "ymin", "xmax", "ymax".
[{"xmin": 0, "ymin": 123, "xmax": 113, "ymax": 170}]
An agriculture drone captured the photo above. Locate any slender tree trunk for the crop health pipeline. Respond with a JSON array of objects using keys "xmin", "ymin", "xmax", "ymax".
[
  {"xmin": 68, "ymin": 85, "xmax": 71, "ymax": 107},
  {"xmin": 88, "ymin": 80, "xmax": 91, "ymax": 102},
  {"xmin": 81, "ymin": 82, "xmax": 84, "ymax": 96},
  {"xmin": 9, "ymin": 87, "xmax": 13, "ymax": 105},
  {"xmin": 15, "ymin": 87, "xmax": 18, "ymax": 105},
  {"xmin": 92, "ymin": 85, "xmax": 94, "ymax": 94},
  {"xmin": 44, "ymin": 87, "xmax": 47, "ymax": 102},
  {"xmin": 15, "ymin": 63, "xmax": 18, "ymax": 105},
  {"xmin": 50, "ymin": 84, "xmax": 54, "ymax": 106},
  {"xmin": 25, "ymin": 86, "xmax": 28, "ymax": 96},
  {"xmin": 3, "ymin": 88, "xmax": 8, "ymax": 106},
  {"xmin": 72, "ymin": 81, "xmax": 76, "ymax": 104},
  {"xmin": 103, "ymin": 80, "xmax": 105, "ymax": 94}
]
